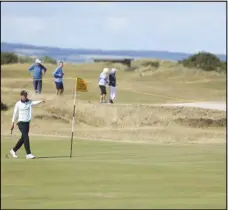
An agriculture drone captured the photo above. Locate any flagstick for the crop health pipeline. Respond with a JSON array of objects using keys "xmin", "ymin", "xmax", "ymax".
[
  {"xmin": 72, "ymin": 79, "xmax": 75, "ymax": 99},
  {"xmin": 70, "ymin": 78, "xmax": 77, "ymax": 159}
]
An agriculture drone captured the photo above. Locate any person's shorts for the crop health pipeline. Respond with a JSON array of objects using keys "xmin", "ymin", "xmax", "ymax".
[
  {"xmin": 55, "ymin": 82, "xmax": 64, "ymax": 90},
  {"xmin": 99, "ymin": 85, "xmax": 106, "ymax": 95}
]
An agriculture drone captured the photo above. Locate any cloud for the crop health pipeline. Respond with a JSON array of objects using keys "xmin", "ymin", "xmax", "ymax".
[{"xmin": 1, "ymin": 2, "xmax": 226, "ymax": 53}]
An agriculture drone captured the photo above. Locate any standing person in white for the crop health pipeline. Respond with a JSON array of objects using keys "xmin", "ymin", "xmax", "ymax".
[
  {"xmin": 98, "ymin": 68, "xmax": 109, "ymax": 103},
  {"xmin": 10, "ymin": 90, "xmax": 45, "ymax": 159},
  {"xmin": 108, "ymin": 68, "xmax": 117, "ymax": 104}
]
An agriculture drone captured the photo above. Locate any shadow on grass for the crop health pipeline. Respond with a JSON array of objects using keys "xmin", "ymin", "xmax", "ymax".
[{"xmin": 35, "ymin": 155, "xmax": 74, "ymax": 159}]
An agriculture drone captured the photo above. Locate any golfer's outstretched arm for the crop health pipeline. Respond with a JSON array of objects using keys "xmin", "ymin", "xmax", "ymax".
[
  {"xmin": 31, "ymin": 100, "xmax": 44, "ymax": 106},
  {"xmin": 12, "ymin": 103, "xmax": 19, "ymax": 123}
]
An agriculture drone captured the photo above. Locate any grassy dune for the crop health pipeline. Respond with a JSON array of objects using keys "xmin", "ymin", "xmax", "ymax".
[
  {"xmin": 1, "ymin": 59, "xmax": 226, "ymax": 209},
  {"xmin": 1, "ymin": 60, "xmax": 226, "ymax": 143}
]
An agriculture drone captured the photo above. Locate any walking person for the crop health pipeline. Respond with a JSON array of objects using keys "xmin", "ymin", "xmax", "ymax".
[
  {"xmin": 109, "ymin": 68, "xmax": 117, "ymax": 104},
  {"xmin": 28, "ymin": 58, "xmax": 47, "ymax": 94},
  {"xmin": 53, "ymin": 61, "xmax": 64, "ymax": 96},
  {"xmin": 9, "ymin": 90, "xmax": 45, "ymax": 159},
  {"xmin": 98, "ymin": 68, "xmax": 109, "ymax": 103}
]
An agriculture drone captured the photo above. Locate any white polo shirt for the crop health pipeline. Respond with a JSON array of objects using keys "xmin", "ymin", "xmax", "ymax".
[{"xmin": 12, "ymin": 100, "xmax": 42, "ymax": 123}]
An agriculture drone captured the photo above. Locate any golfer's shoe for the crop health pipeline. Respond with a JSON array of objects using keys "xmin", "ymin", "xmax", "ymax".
[
  {"xmin": 26, "ymin": 154, "xmax": 35, "ymax": 159},
  {"xmin": 10, "ymin": 149, "xmax": 18, "ymax": 158}
]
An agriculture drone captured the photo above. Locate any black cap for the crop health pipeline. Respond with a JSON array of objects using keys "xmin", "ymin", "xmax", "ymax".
[{"xmin": 20, "ymin": 90, "xmax": 28, "ymax": 96}]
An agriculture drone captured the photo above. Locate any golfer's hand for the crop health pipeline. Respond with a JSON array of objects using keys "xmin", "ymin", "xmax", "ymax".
[{"xmin": 10, "ymin": 123, "xmax": 14, "ymax": 132}]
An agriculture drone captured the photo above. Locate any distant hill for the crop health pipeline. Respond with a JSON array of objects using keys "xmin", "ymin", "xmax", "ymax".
[{"xmin": 1, "ymin": 42, "xmax": 226, "ymax": 63}]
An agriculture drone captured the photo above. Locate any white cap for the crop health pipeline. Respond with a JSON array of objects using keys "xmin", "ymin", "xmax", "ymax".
[
  {"xmin": 103, "ymin": 68, "xmax": 109, "ymax": 73},
  {"xmin": 35, "ymin": 58, "xmax": 42, "ymax": 64},
  {"xmin": 111, "ymin": 68, "xmax": 116, "ymax": 73}
]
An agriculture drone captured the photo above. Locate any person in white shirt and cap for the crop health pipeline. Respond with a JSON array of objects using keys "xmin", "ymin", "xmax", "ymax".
[
  {"xmin": 9, "ymin": 90, "xmax": 45, "ymax": 159},
  {"xmin": 98, "ymin": 68, "xmax": 109, "ymax": 103}
]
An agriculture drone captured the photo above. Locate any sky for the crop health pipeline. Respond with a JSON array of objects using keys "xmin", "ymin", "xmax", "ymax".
[{"xmin": 1, "ymin": 2, "xmax": 226, "ymax": 54}]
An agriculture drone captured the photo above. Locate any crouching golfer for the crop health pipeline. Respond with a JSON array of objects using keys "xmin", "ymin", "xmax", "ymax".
[
  {"xmin": 98, "ymin": 68, "xmax": 109, "ymax": 103},
  {"xmin": 9, "ymin": 90, "xmax": 45, "ymax": 159},
  {"xmin": 109, "ymin": 68, "xmax": 117, "ymax": 104},
  {"xmin": 53, "ymin": 61, "xmax": 64, "ymax": 95}
]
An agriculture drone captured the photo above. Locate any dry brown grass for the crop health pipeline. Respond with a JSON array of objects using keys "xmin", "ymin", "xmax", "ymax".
[{"xmin": 1, "ymin": 61, "xmax": 226, "ymax": 144}]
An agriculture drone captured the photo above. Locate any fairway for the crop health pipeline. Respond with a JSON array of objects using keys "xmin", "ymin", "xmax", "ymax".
[{"xmin": 1, "ymin": 138, "xmax": 226, "ymax": 209}]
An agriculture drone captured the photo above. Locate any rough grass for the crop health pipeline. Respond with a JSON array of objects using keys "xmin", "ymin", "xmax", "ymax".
[
  {"xmin": 1, "ymin": 61, "xmax": 226, "ymax": 144},
  {"xmin": 1, "ymin": 96, "xmax": 226, "ymax": 144},
  {"xmin": 1, "ymin": 138, "xmax": 226, "ymax": 209}
]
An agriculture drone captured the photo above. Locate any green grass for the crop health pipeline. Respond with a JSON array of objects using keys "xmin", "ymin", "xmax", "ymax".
[
  {"xmin": 1, "ymin": 138, "xmax": 226, "ymax": 209},
  {"xmin": 1, "ymin": 62, "xmax": 226, "ymax": 104}
]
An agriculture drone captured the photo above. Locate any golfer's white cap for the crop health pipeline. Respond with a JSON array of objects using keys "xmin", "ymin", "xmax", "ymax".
[
  {"xmin": 103, "ymin": 68, "xmax": 109, "ymax": 73},
  {"xmin": 35, "ymin": 58, "xmax": 42, "ymax": 64}
]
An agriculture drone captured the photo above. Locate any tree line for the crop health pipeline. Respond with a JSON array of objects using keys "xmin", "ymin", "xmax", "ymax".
[{"xmin": 1, "ymin": 52, "xmax": 57, "ymax": 65}]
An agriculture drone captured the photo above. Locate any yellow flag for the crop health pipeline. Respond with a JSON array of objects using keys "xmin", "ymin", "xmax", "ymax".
[{"xmin": 75, "ymin": 77, "xmax": 88, "ymax": 92}]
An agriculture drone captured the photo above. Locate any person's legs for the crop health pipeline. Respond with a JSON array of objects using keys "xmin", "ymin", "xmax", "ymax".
[
  {"xmin": 13, "ymin": 136, "xmax": 24, "ymax": 153},
  {"xmin": 13, "ymin": 122, "xmax": 25, "ymax": 153},
  {"xmin": 102, "ymin": 94, "xmax": 106, "ymax": 102},
  {"xmin": 55, "ymin": 82, "xmax": 64, "ymax": 96},
  {"xmin": 109, "ymin": 86, "xmax": 112, "ymax": 103},
  {"xmin": 55, "ymin": 82, "xmax": 59, "ymax": 95},
  {"xmin": 33, "ymin": 80, "xmax": 38, "ymax": 93},
  {"xmin": 37, "ymin": 80, "xmax": 42, "ymax": 94},
  {"xmin": 23, "ymin": 122, "xmax": 31, "ymax": 155},
  {"xmin": 111, "ymin": 86, "xmax": 116, "ymax": 102},
  {"xmin": 100, "ymin": 95, "xmax": 103, "ymax": 102},
  {"xmin": 99, "ymin": 85, "xmax": 103, "ymax": 102},
  {"xmin": 59, "ymin": 82, "xmax": 64, "ymax": 95},
  {"xmin": 17, "ymin": 122, "xmax": 31, "ymax": 155},
  {"xmin": 102, "ymin": 86, "xmax": 107, "ymax": 103}
]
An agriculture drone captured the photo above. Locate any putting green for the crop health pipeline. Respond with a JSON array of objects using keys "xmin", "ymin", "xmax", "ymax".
[{"xmin": 1, "ymin": 138, "xmax": 226, "ymax": 209}]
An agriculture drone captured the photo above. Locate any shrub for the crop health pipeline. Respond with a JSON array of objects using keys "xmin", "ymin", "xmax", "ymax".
[
  {"xmin": 42, "ymin": 56, "xmax": 57, "ymax": 65},
  {"xmin": 18, "ymin": 56, "xmax": 34, "ymax": 64},
  {"xmin": 1, "ymin": 52, "xmax": 18, "ymax": 64},
  {"xmin": 1, "ymin": 101, "xmax": 8, "ymax": 111},
  {"xmin": 1, "ymin": 52, "xmax": 57, "ymax": 65},
  {"xmin": 179, "ymin": 51, "xmax": 226, "ymax": 72},
  {"xmin": 141, "ymin": 60, "xmax": 160, "ymax": 68}
]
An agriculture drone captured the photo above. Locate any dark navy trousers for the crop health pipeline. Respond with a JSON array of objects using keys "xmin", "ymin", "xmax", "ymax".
[
  {"xmin": 13, "ymin": 122, "xmax": 31, "ymax": 154},
  {"xmin": 33, "ymin": 79, "xmax": 42, "ymax": 94}
]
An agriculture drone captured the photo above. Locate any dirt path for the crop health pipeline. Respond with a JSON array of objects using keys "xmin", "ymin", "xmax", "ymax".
[
  {"xmin": 158, "ymin": 102, "xmax": 226, "ymax": 111},
  {"xmin": 110, "ymin": 101, "xmax": 226, "ymax": 111}
]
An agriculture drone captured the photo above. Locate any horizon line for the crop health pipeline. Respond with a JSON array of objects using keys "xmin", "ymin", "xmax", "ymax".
[{"xmin": 1, "ymin": 41, "xmax": 226, "ymax": 56}]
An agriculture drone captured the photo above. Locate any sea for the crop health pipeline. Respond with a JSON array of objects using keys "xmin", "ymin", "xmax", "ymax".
[{"xmin": 1, "ymin": 42, "xmax": 226, "ymax": 63}]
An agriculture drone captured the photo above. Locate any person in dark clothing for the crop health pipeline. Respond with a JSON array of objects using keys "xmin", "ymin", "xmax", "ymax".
[{"xmin": 108, "ymin": 68, "xmax": 117, "ymax": 104}]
